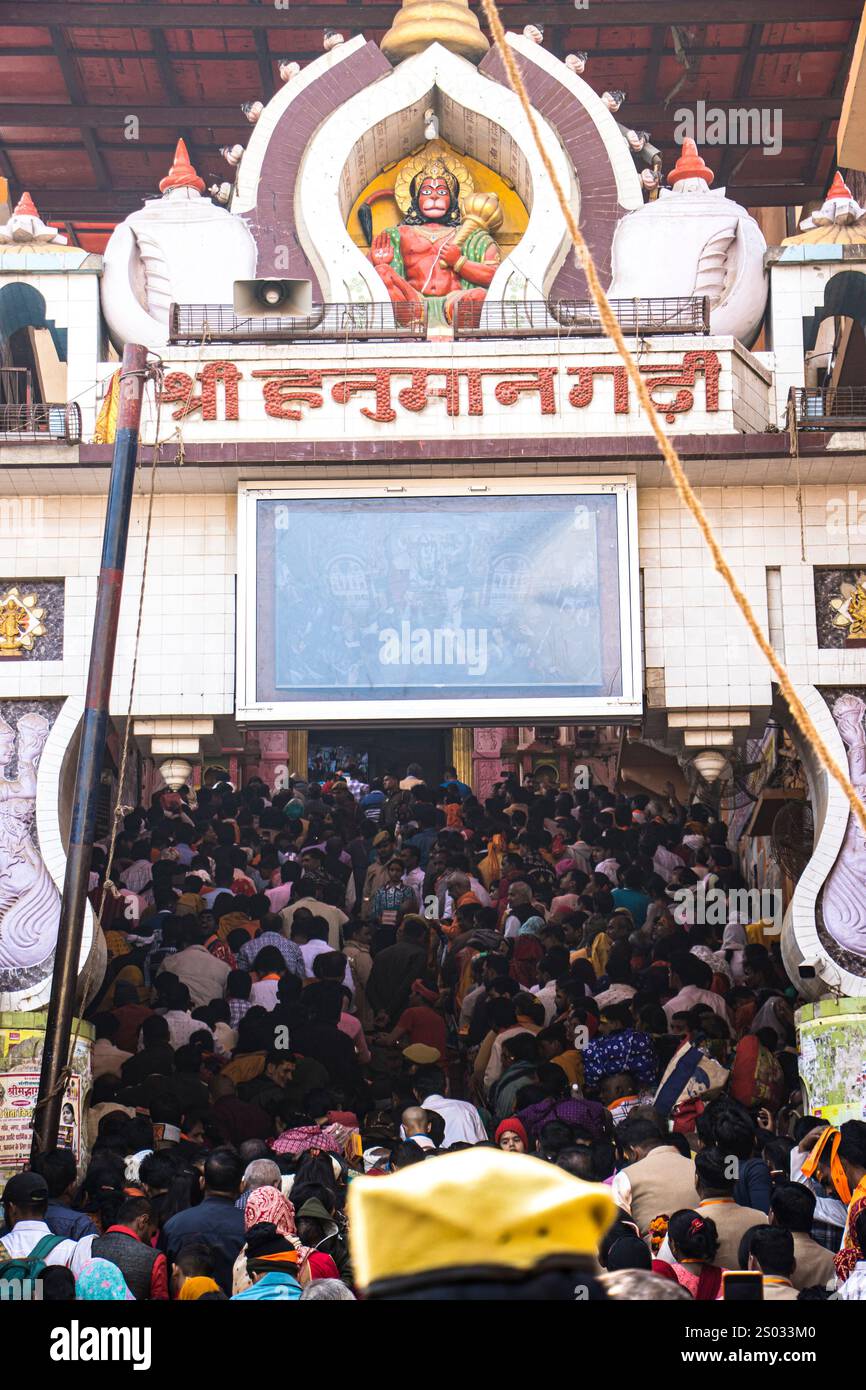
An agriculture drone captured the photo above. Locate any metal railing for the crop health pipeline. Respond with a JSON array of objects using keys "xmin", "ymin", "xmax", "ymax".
[
  {"xmin": 169, "ymin": 301, "xmax": 428, "ymax": 344},
  {"xmin": 452, "ymin": 296, "xmax": 711, "ymax": 338},
  {"xmin": 789, "ymin": 386, "xmax": 866, "ymax": 430},
  {"xmin": 0, "ymin": 402, "xmax": 82, "ymax": 444},
  {"xmin": 0, "ymin": 366, "xmax": 32, "ymax": 405}
]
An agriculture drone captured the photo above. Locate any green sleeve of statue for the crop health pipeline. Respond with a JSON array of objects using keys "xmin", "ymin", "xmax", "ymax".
[
  {"xmin": 387, "ymin": 227, "xmax": 405, "ymax": 279},
  {"xmin": 459, "ymin": 230, "xmax": 500, "ymax": 289}
]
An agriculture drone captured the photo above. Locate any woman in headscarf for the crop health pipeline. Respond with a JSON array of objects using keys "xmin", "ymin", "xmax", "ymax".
[
  {"xmin": 517, "ymin": 1090, "xmax": 610, "ymax": 1143},
  {"xmin": 232, "ymin": 1183, "xmax": 298, "ymax": 1295},
  {"xmin": 231, "ymin": 1181, "xmax": 339, "ymax": 1293},
  {"xmin": 75, "ymin": 1258, "xmax": 135, "ymax": 1301},
  {"xmin": 690, "ymin": 943, "xmax": 732, "ymax": 997},
  {"xmin": 574, "ymin": 914, "xmax": 613, "ymax": 979},
  {"xmin": 721, "ymin": 920, "xmax": 747, "ymax": 985}
]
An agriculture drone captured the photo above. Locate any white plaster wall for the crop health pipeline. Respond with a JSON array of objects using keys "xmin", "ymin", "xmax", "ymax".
[
  {"xmin": 1, "ymin": 479, "xmax": 859, "ymax": 729},
  {"xmin": 768, "ymin": 257, "xmax": 850, "ymax": 424},
  {"xmin": 640, "ymin": 481, "xmax": 866, "ymax": 713},
  {"xmin": 0, "ymin": 493, "xmax": 236, "ymax": 717},
  {"xmin": 0, "ymin": 265, "xmax": 102, "ymax": 433}
]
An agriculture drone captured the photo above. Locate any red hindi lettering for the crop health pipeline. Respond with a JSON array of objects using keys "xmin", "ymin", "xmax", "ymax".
[
  {"xmin": 252, "ymin": 369, "xmax": 324, "ymax": 421},
  {"xmin": 459, "ymin": 369, "xmax": 486, "ymax": 416},
  {"xmin": 567, "ymin": 366, "xmax": 630, "ymax": 414},
  {"xmin": 640, "ymin": 350, "xmax": 721, "ymax": 423},
  {"xmin": 161, "ymin": 371, "xmax": 200, "ymax": 421},
  {"xmin": 200, "ymin": 361, "xmax": 241, "ymax": 421},
  {"xmin": 330, "ymin": 369, "xmax": 397, "ymax": 423},
  {"xmin": 491, "ymin": 368, "xmax": 557, "ymax": 415},
  {"xmin": 161, "ymin": 361, "xmax": 242, "ymax": 421},
  {"xmin": 397, "ymin": 369, "xmax": 460, "ymax": 417}
]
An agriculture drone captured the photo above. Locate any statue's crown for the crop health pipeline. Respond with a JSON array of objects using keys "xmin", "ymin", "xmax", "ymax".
[{"xmin": 419, "ymin": 159, "xmax": 456, "ymax": 193}]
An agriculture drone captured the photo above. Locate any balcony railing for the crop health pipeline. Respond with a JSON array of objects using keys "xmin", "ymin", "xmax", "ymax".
[
  {"xmin": 452, "ymin": 296, "xmax": 711, "ymax": 338},
  {"xmin": 169, "ymin": 301, "xmax": 427, "ymax": 344},
  {"xmin": 168, "ymin": 296, "xmax": 709, "ymax": 345},
  {"xmin": 789, "ymin": 386, "xmax": 866, "ymax": 430},
  {"xmin": 0, "ymin": 401, "xmax": 82, "ymax": 444}
]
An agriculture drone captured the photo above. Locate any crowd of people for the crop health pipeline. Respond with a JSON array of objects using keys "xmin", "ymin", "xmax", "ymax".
[{"xmin": 3, "ymin": 763, "xmax": 865, "ymax": 1302}]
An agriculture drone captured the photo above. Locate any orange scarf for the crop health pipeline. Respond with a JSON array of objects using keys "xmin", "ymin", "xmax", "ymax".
[
  {"xmin": 802, "ymin": 1126, "xmax": 851, "ymax": 1205},
  {"xmin": 842, "ymin": 1175, "xmax": 866, "ymax": 1250}
]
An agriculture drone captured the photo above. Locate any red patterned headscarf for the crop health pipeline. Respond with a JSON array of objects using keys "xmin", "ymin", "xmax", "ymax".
[{"xmin": 244, "ymin": 1185, "xmax": 297, "ymax": 1238}]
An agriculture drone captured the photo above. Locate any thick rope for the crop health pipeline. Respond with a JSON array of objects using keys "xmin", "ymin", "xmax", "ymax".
[{"xmin": 479, "ymin": 0, "xmax": 866, "ymax": 839}]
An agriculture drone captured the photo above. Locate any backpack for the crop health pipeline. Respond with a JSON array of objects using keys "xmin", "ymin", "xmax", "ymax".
[{"xmin": 0, "ymin": 1233, "xmax": 65, "ymax": 1297}]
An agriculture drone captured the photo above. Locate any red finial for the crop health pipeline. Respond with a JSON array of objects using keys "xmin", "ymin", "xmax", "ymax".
[
  {"xmin": 668, "ymin": 138, "xmax": 714, "ymax": 186},
  {"xmin": 159, "ymin": 139, "xmax": 205, "ymax": 194},
  {"xmin": 826, "ymin": 170, "xmax": 853, "ymax": 201},
  {"xmin": 13, "ymin": 191, "xmax": 40, "ymax": 218}
]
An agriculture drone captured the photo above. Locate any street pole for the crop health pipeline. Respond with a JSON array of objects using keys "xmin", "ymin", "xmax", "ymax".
[{"xmin": 31, "ymin": 343, "xmax": 149, "ymax": 1160}]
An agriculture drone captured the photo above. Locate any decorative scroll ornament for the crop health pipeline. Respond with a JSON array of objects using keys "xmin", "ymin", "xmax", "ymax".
[
  {"xmin": 829, "ymin": 572, "xmax": 866, "ymax": 642},
  {"xmin": 0, "ymin": 588, "xmax": 46, "ymax": 657},
  {"xmin": 394, "ymin": 140, "xmax": 474, "ymax": 213}
]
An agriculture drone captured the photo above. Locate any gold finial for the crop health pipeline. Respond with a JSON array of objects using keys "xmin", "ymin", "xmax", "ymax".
[{"xmin": 381, "ymin": 0, "xmax": 490, "ymax": 65}]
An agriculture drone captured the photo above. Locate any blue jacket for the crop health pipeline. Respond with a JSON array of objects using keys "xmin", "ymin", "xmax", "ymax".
[
  {"xmin": 232, "ymin": 1271, "xmax": 302, "ymax": 1301},
  {"xmin": 46, "ymin": 1200, "xmax": 98, "ymax": 1240},
  {"xmin": 162, "ymin": 1195, "xmax": 246, "ymax": 1295}
]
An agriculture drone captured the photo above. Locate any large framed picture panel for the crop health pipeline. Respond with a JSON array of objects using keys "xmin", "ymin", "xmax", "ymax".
[{"xmin": 236, "ymin": 478, "xmax": 642, "ymax": 724}]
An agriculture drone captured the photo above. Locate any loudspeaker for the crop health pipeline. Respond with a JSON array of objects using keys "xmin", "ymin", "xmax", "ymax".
[{"xmin": 233, "ymin": 278, "xmax": 313, "ymax": 317}]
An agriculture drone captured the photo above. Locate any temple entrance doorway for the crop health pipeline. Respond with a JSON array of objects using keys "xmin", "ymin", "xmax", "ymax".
[{"xmin": 307, "ymin": 726, "xmax": 449, "ymax": 787}]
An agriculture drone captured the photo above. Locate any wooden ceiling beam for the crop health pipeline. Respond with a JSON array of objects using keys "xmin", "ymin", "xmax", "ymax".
[
  {"xmin": 251, "ymin": 0, "xmax": 276, "ymax": 100},
  {"xmin": 141, "ymin": 0, "xmax": 198, "ymax": 160},
  {"xmin": 25, "ymin": 179, "xmax": 828, "ymax": 219},
  {"xmin": 642, "ymin": 25, "xmax": 668, "ymax": 102},
  {"xmin": 0, "ymin": 97, "xmax": 845, "ymax": 129},
  {"xmin": 717, "ymin": 22, "xmax": 763, "ymax": 187},
  {"xmin": 0, "ymin": 41, "xmax": 854, "ymax": 62},
  {"xmin": 48, "ymin": 24, "xmax": 110, "ymax": 189},
  {"xmin": 807, "ymin": 19, "xmax": 860, "ymax": 188}
]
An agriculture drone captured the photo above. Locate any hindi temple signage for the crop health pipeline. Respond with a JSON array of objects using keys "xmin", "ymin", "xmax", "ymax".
[
  {"xmin": 162, "ymin": 350, "xmax": 721, "ymax": 427},
  {"xmin": 141, "ymin": 342, "xmax": 770, "ymax": 444}
]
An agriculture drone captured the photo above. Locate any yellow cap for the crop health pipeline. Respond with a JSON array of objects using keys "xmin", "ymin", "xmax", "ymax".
[{"xmin": 348, "ymin": 1147, "xmax": 617, "ymax": 1291}]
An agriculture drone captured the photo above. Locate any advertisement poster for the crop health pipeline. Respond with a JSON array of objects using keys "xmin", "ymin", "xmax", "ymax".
[
  {"xmin": 0, "ymin": 1025, "xmax": 82, "ymax": 1176},
  {"xmin": 797, "ymin": 1002, "xmax": 866, "ymax": 1126},
  {"xmin": 254, "ymin": 492, "xmax": 624, "ymax": 705}
]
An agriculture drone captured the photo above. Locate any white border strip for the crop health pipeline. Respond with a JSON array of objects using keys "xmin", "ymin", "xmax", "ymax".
[{"xmin": 236, "ymin": 477, "xmax": 643, "ymax": 725}]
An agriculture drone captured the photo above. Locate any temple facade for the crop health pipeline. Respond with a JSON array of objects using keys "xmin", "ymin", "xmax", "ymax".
[{"xmin": 0, "ymin": 4, "xmax": 865, "ymax": 1113}]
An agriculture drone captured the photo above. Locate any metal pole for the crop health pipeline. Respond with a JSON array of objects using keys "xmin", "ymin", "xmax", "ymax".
[{"xmin": 31, "ymin": 342, "xmax": 148, "ymax": 1159}]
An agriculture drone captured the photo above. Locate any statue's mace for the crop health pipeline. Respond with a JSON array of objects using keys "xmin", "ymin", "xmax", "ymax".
[{"xmin": 440, "ymin": 190, "xmax": 504, "ymax": 268}]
